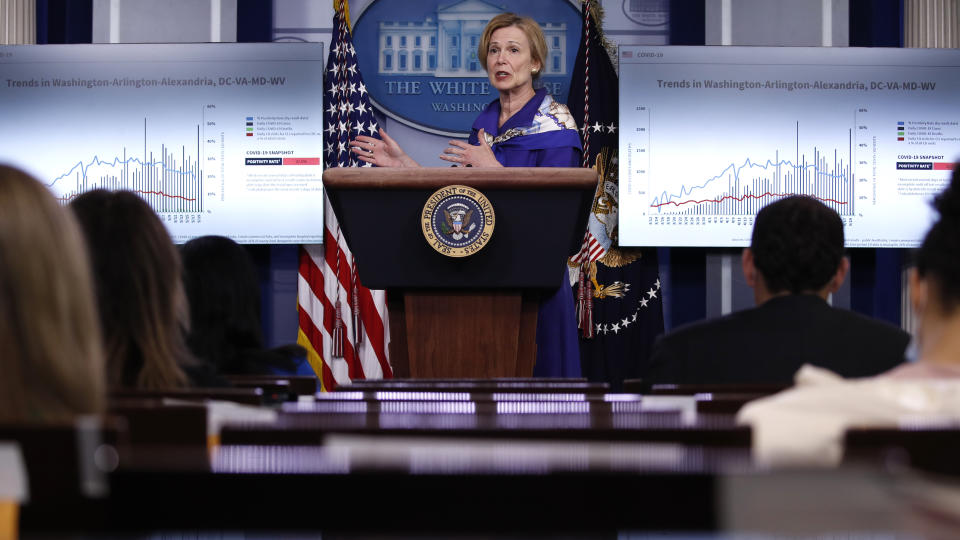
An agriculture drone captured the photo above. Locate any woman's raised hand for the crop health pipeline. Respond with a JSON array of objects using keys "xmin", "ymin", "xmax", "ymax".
[
  {"xmin": 439, "ymin": 128, "xmax": 502, "ymax": 168},
  {"xmin": 349, "ymin": 128, "xmax": 420, "ymax": 168}
]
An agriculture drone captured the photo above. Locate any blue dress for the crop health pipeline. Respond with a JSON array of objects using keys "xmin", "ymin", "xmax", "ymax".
[{"xmin": 468, "ymin": 88, "xmax": 583, "ymax": 377}]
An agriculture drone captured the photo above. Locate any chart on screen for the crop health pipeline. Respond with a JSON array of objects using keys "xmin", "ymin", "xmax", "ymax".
[
  {"xmin": 0, "ymin": 43, "xmax": 325, "ymax": 244},
  {"xmin": 618, "ymin": 46, "xmax": 960, "ymax": 248}
]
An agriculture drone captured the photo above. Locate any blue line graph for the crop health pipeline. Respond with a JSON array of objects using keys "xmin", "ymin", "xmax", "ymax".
[
  {"xmin": 650, "ymin": 157, "xmax": 846, "ymax": 206},
  {"xmin": 50, "ymin": 155, "xmax": 197, "ymax": 191},
  {"xmin": 650, "ymin": 123, "xmax": 854, "ymax": 217},
  {"xmin": 51, "ymin": 119, "xmax": 204, "ymax": 213}
]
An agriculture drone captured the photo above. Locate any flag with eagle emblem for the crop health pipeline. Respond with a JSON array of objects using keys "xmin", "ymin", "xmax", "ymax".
[{"xmin": 566, "ymin": 0, "xmax": 664, "ymax": 390}]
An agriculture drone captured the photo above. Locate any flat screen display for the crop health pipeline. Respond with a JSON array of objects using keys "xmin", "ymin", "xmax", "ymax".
[
  {"xmin": 618, "ymin": 45, "xmax": 960, "ymax": 247},
  {"xmin": 0, "ymin": 43, "xmax": 325, "ymax": 244}
]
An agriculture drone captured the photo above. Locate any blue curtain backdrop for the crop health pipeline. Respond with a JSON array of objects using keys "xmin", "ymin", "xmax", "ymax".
[
  {"xmin": 235, "ymin": 1, "xmax": 297, "ymax": 351},
  {"xmin": 238, "ymin": 0, "xmax": 274, "ymax": 44},
  {"xmin": 36, "ymin": 0, "xmax": 92, "ymax": 44},
  {"xmin": 36, "ymin": 0, "xmax": 275, "ymax": 44},
  {"xmin": 850, "ymin": 0, "xmax": 904, "ymax": 48},
  {"xmin": 661, "ymin": 1, "xmax": 708, "ymax": 332},
  {"xmin": 848, "ymin": 0, "xmax": 905, "ymax": 327},
  {"xmin": 233, "ymin": 1, "xmax": 309, "ymax": 375}
]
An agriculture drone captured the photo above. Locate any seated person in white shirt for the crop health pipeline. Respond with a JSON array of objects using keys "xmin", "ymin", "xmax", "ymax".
[{"xmin": 737, "ymin": 163, "xmax": 960, "ymax": 467}]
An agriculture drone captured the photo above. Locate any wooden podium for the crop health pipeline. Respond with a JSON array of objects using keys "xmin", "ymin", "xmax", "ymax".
[{"xmin": 323, "ymin": 167, "xmax": 596, "ymax": 378}]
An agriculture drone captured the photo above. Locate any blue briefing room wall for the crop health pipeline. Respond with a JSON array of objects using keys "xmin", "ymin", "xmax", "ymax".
[
  {"xmin": 660, "ymin": 0, "xmax": 708, "ymax": 332},
  {"xmin": 38, "ymin": 0, "xmax": 910, "ymax": 350},
  {"xmin": 847, "ymin": 0, "xmax": 906, "ymax": 328},
  {"xmin": 36, "ymin": 0, "xmax": 92, "ymax": 44},
  {"xmin": 235, "ymin": 0, "xmax": 301, "ymax": 349},
  {"xmin": 669, "ymin": 0, "xmax": 706, "ymax": 46},
  {"xmin": 237, "ymin": 0, "xmax": 274, "ymax": 44}
]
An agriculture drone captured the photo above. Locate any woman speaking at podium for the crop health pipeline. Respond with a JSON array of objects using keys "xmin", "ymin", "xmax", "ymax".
[{"xmin": 350, "ymin": 12, "xmax": 583, "ymax": 376}]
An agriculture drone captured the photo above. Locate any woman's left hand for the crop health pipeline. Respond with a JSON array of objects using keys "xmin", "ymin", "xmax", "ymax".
[{"xmin": 439, "ymin": 128, "xmax": 502, "ymax": 167}]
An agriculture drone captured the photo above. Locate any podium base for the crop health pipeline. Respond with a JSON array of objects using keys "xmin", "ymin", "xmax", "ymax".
[{"xmin": 388, "ymin": 290, "xmax": 538, "ymax": 378}]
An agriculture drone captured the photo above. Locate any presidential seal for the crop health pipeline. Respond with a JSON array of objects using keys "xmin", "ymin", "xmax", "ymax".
[{"xmin": 421, "ymin": 185, "xmax": 495, "ymax": 257}]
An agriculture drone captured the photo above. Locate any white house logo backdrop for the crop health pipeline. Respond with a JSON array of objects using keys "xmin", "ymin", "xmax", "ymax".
[{"xmin": 353, "ymin": 0, "xmax": 581, "ymax": 136}]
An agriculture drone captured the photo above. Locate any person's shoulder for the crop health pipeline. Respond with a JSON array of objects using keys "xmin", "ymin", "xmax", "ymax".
[
  {"xmin": 471, "ymin": 97, "xmax": 501, "ymax": 131},
  {"xmin": 652, "ymin": 309, "xmax": 761, "ymax": 367},
  {"xmin": 537, "ymin": 93, "xmax": 578, "ymax": 131},
  {"xmin": 825, "ymin": 303, "xmax": 910, "ymax": 340},
  {"xmin": 538, "ymin": 93, "xmax": 566, "ymax": 114},
  {"xmin": 759, "ymin": 295, "xmax": 908, "ymax": 341},
  {"xmin": 475, "ymin": 97, "xmax": 500, "ymax": 120},
  {"xmin": 662, "ymin": 306, "xmax": 765, "ymax": 341},
  {"xmin": 885, "ymin": 362, "xmax": 958, "ymax": 379},
  {"xmin": 647, "ymin": 309, "xmax": 762, "ymax": 385}
]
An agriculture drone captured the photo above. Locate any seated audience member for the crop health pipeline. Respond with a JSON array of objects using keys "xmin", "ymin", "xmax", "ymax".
[
  {"xmin": 646, "ymin": 195, "xmax": 909, "ymax": 386},
  {"xmin": 181, "ymin": 235, "xmax": 305, "ymax": 375},
  {"xmin": 70, "ymin": 190, "xmax": 217, "ymax": 389},
  {"xmin": 884, "ymin": 166, "xmax": 960, "ymax": 380},
  {"xmin": 738, "ymin": 164, "xmax": 960, "ymax": 467},
  {"xmin": 0, "ymin": 165, "xmax": 105, "ymax": 422}
]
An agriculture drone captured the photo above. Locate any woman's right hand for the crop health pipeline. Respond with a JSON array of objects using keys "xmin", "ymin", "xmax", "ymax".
[{"xmin": 349, "ymin": 128, "xmax": 420, "ymax": 168}]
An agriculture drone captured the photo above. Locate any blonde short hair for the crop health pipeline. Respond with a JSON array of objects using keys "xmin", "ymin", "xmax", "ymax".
[
  {"xmin": 478, "ymin": 13, "xmax": 548, "ymax": 80},
  {"xmin": 0, "ymin": 165, "xmax": 106, "ymax": 423}
]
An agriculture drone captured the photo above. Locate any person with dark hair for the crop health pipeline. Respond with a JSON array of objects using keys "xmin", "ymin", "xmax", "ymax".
[
  {"xmin": 0, "ymin": 165, "xmax": 106, "ymax": 422},
  {"xmin": 181, "ymin": 235, "xmax": 305, "ymax": 375},
  {"xmin": 738, "ymin": 164, "xmax": 960, "ymax": 466},
  {"xmin": 748, "ymin": 195, "xmax": 847, "ymax": 298},
  {"xmin": 70, "ymin": 189, "xmax": 203, "ymax": 389},
  {"xmin": 645, "ymin": 195, "xmax": 909, "ymax": 386},
  {"xmin": 891, "ymin": 163, "xmax": 960, "ymax": 377},
  {"xmin": 881, "ymin": 161, "xmax": 960, "ymax": 379}
]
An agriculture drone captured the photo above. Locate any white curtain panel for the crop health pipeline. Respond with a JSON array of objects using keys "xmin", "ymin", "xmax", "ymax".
[
  {"xmin": 906, "ymin": 0, "xmax": 960, "ymax": 48},
  {"xmin": 1, "ymin": 0, "xmax": 36, "ymax": 45}
]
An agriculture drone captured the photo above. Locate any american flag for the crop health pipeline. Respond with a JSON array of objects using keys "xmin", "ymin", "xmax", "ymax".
[{"xmin": 296, "ymin": 0, "xmax": 391, "ymax": 391}]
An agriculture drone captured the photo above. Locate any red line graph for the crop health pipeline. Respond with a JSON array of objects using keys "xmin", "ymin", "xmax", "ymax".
[
  {"xmin": 57, "ymin": 189, "xmax": 197, "ymax": 204},
  {"xmin": 649, "ymin": 123, "xmax": 856, "ymax": 217},
  {"xmin": 651, "ymin": 191, "xmax": 849, "ymax": 209},
  {"xmin": 50, "ymin": 119, "xmax": 204, "ymax": 213}
]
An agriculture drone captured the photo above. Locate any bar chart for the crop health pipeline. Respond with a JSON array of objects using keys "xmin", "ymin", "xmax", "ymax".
[
  {"xmin": 618, "ymin": 45, "xmax": 960, "ymax": 248},
  {"xmin": 649, "ymin": 123, "xmax": 854, "ymax": 217},
  {"xmin": 0, "ymin": 43, "xmax": 325, "ymax": 244},
  {"xmin": 51, "ymin": 120, "xmax": 204, "ymax": 214}
]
